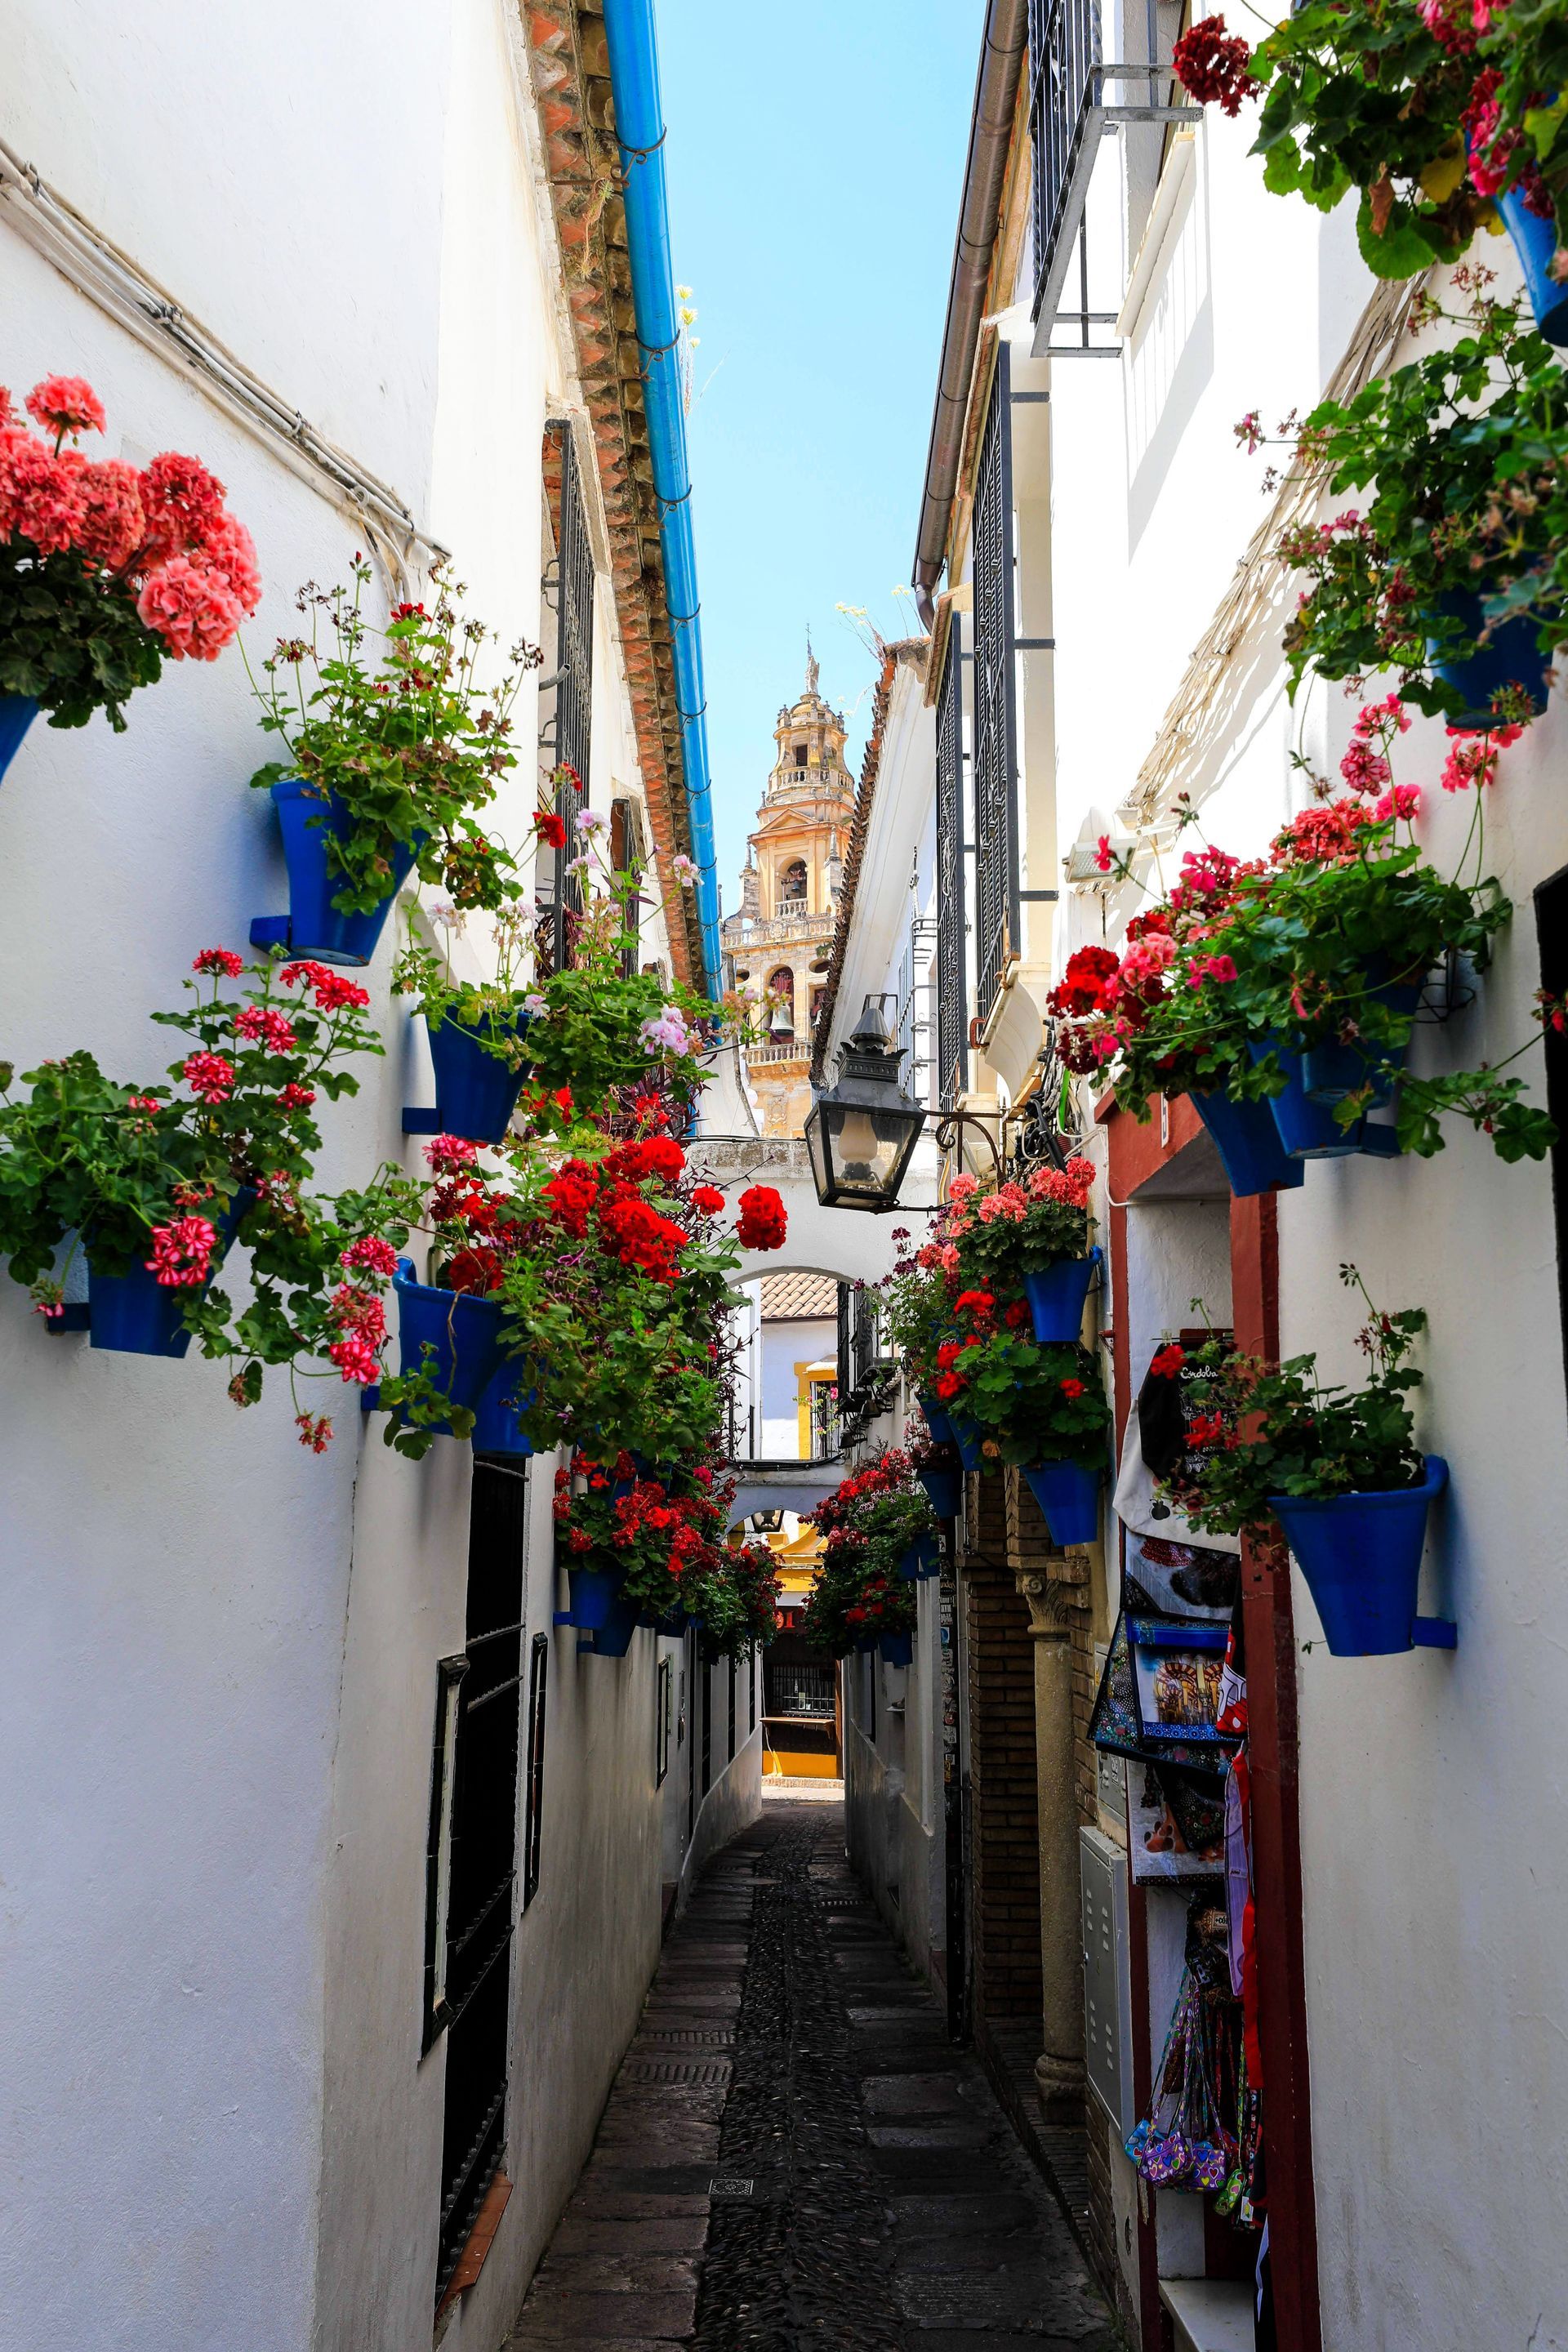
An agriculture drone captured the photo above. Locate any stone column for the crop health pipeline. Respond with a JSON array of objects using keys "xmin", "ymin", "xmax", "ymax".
[{"xmin": 1013, "ymin": 1561, "xmax": 1087, "ymax": 2118}]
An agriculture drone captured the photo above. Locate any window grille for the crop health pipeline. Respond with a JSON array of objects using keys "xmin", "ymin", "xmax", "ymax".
[
  {"xmin": 612, "ymin": 795, "xmax": 643, "ymax": 980},
  {"xmin": 973, "ymin": 345, "xmax": 1020, "ymax": 1030},
  {"xmin": 1027, "ymin": 0, "xmax": 1200, "ymax": 352},
  {"xmin": 433, "ymin": 1463, "xmax": 530, "ymax": 2307},
  {"xmin": 539, "ymin": 425, "xmax": 594, "ymax": 973},
  {"xmin": 934, "ymin": 622, "xmax": 969, "ymax": 1109}
]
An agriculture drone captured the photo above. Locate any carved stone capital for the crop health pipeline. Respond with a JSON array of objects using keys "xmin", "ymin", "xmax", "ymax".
[{"xmin": 1013, "ymin": 1570, "xmax": 1074, "ymax": 1642}]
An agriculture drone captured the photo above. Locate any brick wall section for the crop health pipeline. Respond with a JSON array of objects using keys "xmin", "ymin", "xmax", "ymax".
[
  {"xmin": 961, "ymin": 1471, "xmax": 1042, "ymax": 2022},
  {"xmin": 1004, "ymin": 1473, "xmax": 1127, "ymax": 2323}
]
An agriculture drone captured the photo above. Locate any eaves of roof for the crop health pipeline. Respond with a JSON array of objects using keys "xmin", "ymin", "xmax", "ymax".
[
  {"xmin": 808, "ymin": 637, "xmax": 929, "ymax": 1088},
  {"xmin": 523, "ymin": 0, "xmax": 706, "ymax": 989}
]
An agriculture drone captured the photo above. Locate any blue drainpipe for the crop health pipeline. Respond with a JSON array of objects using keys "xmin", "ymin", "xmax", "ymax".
[{"xmin": 602, "ymin": 0, "xmax": 722, "ymax": 998}]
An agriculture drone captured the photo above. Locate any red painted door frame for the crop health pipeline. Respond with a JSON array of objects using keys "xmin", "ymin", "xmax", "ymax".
[{"xmin": 1099, "ymin": 1096, "xmax": 1321, "ymax": 2352}]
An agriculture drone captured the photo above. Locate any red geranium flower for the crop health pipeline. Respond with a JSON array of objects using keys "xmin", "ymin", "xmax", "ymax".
[{"xmin": 736, "ymin": 1184, "xmax": 786, "ymax": 1250}]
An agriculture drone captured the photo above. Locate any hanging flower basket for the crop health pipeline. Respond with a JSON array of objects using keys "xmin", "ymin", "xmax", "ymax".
[
  {"xmin": 916, "ymin": 1463, "xmax": 963, "ymax": 1521},
  {"xmin": 1191, "ymin": 1089, "xmax": 1305, "ymax": 1200},
  {"xmin": 878, "ymin": 1628, "xmax": 915, "ymax": 1668},
  {"xmin": 1269, "ymin": 1455, "xmax": 1449, "ymax": 1657},
  {"xmin": 470, "ymin": 1366, "xmax": 536, "ymax": 1459},
  {"xmin": 87, "ymin": 1188, "xmax": 256, "ymax": 1358},
  {"xmin": 1022, "ymin": 1458, "xmax": 1102, "ymax": 1547},
  {"xmin": 1426, "ymin": 591, "xmax": 1548, "ymax": 729},
  {"xmin": 1022, "ymin": 1246, "xmax": 1102, "ymax": 1346},
  {"xmin": 899, "ymin": 1532, "xmax": 941, "ymax": 1582},
  {"xmin": 0, "ymin": 695, "xmax": 38, "ymax": 786},
  {"xmin": 270, "ymin": 777, "xmax": 422, "ymax": 967},
  {"xmin": 425, "ymin": 1008, "xmax": 532, "ymax": 1146},
  {"xmin": 392, "ymin": 1257, "xmax": 506, "ymax": 1419}
]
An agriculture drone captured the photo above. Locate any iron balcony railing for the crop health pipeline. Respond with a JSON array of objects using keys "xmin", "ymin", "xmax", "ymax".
[{"xmin": 1027, "ymin": 0, "xmax": 1200, "ymax": 354}]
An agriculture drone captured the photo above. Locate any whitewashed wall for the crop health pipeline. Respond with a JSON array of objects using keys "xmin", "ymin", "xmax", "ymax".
[
  {"xmin": 818, "ymin": 657, "xmax": 947, "ymax": 1973},
  {"xmin": 1031, "ymin": 83, "xmax": 1568, "ymax": 2352},
  {"xmin": 0, "ymin": 7, "xmax": 706, "ymax": 2348}
]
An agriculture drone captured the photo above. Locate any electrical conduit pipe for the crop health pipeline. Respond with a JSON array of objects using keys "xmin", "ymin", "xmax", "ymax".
[{"xmin": 602, "ymin": 0, "xmax": 722, "ymax": 996}]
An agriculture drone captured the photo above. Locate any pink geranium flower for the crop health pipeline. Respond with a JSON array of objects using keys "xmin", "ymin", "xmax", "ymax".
[
  {"xmin": 181, "ymin": 1050, "xmax": 235, "ymax": 1102},
  {"xmin": 25, "ymin": 375, "xmax": 105, "ymax": 439},
  {"xmin": 145, "ymin": 1215, "xmax": 218, "ymax": 1289},
  {"xmin": 136, "ymin": 555, "xmax": 244, "ymax": 661},
  {"xmin": 234, "ymin": 1004, "xmax": 299, "ymax": 1054}
]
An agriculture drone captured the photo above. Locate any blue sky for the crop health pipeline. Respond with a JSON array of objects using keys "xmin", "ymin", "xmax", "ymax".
[{"xmin": 657, "ymin": 1, "xmax": 986, "ymax": 915}]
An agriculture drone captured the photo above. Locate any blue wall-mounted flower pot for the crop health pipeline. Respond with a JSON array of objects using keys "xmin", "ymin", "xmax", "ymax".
[
  {"xmin": 1297, "ymin": 981, "xmax": 1422, "ymax": 1107},
  {"xmin": 590, "ymin": 1592, "xmax": 640, "ymax": 1656},
  {"xmin": 916, "ymin": 1463, "xmax": 963, "ymax": 1521},
  {"xmin": 0, "ymin": 694, "xmax": 39, "ymax": 785},
  {"xmin": 899, "ymin": 1532, "xmax": 942, "ymax": 1582},
  {"xmin": 1499, "ymin": 183, "xmax": 1568, "ymax": 345},
  {"xmin": 919, "ymin": 1392, "xmax": 956, "ymax": 1446},
  {"xmin": 1249, "ymin": 1040, "xmax": 1404, "ymax": 1162},
  {"xmin": 638, "ymin": 1601, "xmax": 689, "ymax": 1634},
  {"xmin": 88, "ymin": 1188, "xmax": 256, "ymax": 1357},
  {"xmin": 565, "ymin": 1562, "xmax": 621, "ymax": 1630},
  {"xmin": 425, "ymin": 1009, "xmax": 532, "ymax": 1145},
  {"xmin": 1022, "ymin": 1457, "xmax": 1101, "ymax": 1547},
  {"xmin": 470, "ymin": 1369, "xmax": 536, "ymax": 1458},
  {"xmin": 1192, "ymin": 1089, "xmax": 1306, "ymax": 1198},
  {"xmin": 1428, "ymin": 592, "xmax": 1547, "ymax": 728},
  {"xmin": 630, "ymin": 1452, "xmax": 676, "ymax": 1485},
  {"xmin": 1023, "ymin": 1247, "xmax": 1101, "ymax": 1345},
  {"xmin": 263, "ymin": 777, "xmax": 421, "ymax": 966},
  {"xmin": 1270, "ymin": 1455, "xmax": 1449, "ymax": 1656},
  {"xmin": 949, "ymin": 1415, "xmax": 985, "ymax": 1473},
  {"xmin": 393, "ymin": 1258, "xmax": 506, "ymax": 1418},
  {"xmin": 878, "ymin": 1628, "xmax": 915, "ymax": 1668}
]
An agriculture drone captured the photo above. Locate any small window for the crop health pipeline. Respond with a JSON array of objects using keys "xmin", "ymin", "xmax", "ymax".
[
  {"xmin": 1535, "ymin": 864, "xmax": 1568, "ymax": 1401},
  {"xmin": 522, "ymin": 1634, "xmax": 549, "ymax": 1907},
  {"xmin": 422, "ymin": 1655, "xmax": 470, "ymax": 2054},
  {"xmin": 656, "ymin": 1654, "xmax": 673, "ymax": 1787},
  {"xmin": 793, "ymin": 742, "xmax": 807, "ymax": 767},
  {"xmin": 701, "ymin": 1655, "xmax": 712, "ymax": 1796}
]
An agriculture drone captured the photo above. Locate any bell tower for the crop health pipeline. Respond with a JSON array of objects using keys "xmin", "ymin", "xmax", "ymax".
[{"xmin": 721, "ymin": 646, "xmax": 858, "ymax": 1137}]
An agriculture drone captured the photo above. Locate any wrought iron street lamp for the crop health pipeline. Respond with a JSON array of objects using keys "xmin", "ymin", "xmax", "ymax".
[
  {"xmin": 750, "ymin": 1507, "xmax": 786, "ymax": 1535},
  {"xmin": 804, "ymin": 997, "xmax": 928, "ymax": 1213}
]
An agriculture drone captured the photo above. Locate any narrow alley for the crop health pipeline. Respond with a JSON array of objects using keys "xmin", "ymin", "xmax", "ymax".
[{"xmin": 506, "ymin": 1801, "xmax": 1120, "ymax": 2351}]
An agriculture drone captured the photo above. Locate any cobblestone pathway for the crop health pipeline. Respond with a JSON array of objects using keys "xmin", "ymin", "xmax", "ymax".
[{"xmin": 506, "ymin": 1798, "xmax": 1120, "ymax": 2351}]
